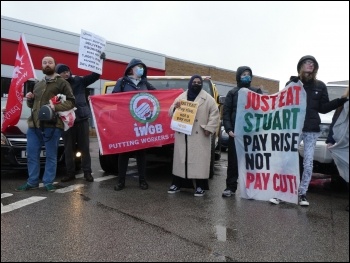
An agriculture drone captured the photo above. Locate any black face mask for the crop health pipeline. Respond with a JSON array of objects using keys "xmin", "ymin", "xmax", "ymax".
[{"xmin": 192, "ymin": 84, "xmax": 202, "ymax": 91}]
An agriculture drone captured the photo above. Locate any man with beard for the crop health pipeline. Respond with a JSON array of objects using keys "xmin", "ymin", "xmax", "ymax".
[
  {"xmin": 16, "ymin": 55, "xmax": 75, "ymax": 192},
  {"xmin": 55, "ymin": 52, "xmax": 106, "ymax": 183}
]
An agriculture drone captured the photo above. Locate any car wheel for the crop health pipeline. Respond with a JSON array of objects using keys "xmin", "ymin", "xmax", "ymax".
[{"xmin": 99, "ymin": 150, "xmax": 119, "ymax": 173}]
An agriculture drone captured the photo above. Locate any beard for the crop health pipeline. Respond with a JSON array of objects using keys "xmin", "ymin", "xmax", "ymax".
[{"xmin": 42, "ymin": 67, "xmax": 55, "ymax": 75}]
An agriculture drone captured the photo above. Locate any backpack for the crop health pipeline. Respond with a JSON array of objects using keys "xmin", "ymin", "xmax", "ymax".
[{"xmin": 119, "ymin": 77, "xmax": 154, "ymax": 92}]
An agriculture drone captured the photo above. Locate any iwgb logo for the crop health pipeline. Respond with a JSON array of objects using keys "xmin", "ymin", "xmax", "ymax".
[{"xmin": 130, "ymin": 93, "xmax": 160, "ymax": 123}]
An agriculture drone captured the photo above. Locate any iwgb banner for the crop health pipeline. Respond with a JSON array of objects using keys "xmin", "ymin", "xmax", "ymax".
[
  {"xmin": 235, "ymin": 81, "xmax": 306, "ymax": 204},
  {"xmin": 89, "ymin": 90, "xmax": 183, "ymax": 155},
  {"xmin": 1, "ymin": 33, "xmax": 36, "ymax": 132}
]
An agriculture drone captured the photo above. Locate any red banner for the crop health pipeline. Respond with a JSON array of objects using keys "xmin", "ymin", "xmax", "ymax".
[
  {"xmin": 89, "ymin": 89, "xmax": 183, "ymax": 155},
  {"xmin": 1, "ymin": 34, "xmax": 36, "ymax": 132}
]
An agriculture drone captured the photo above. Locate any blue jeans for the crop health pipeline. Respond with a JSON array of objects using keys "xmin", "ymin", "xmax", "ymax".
[{"xmin": 26, "ymin": 127, "xmax": 62, "ymax": 187}]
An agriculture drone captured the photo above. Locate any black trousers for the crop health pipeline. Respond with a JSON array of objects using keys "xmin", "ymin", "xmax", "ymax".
[
  {"xmin": 118, "ymin": 149, "xmax": 146, "ymax": 181},
  {"xmin": 226, "ymin": 136, "xmax": 238, "ymax": 190},
  {"xmin": 63, "ymin": 119, "xmax": 91, "ymax": 175}
]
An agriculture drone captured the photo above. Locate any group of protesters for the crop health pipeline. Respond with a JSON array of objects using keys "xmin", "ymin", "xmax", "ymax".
[{"xmin": 13, "ymin": 53, "xmax": 349, "ymax": 211}]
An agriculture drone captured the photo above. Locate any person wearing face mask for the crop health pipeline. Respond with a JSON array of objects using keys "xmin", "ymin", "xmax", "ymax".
[
  {"xmin": 112, "ymin": 58, "xmax": 156, "ymax": 191},
  {"xmin": 167, "ymin": 75, "xmax": 220, "ymax": 197},
  {"xmin": 222, "ymin": 66, "xmax": 262, "ymax": 197},
  {"xmin": 270, "ymin": 55, "xmax": 348, "ymax": 206}
]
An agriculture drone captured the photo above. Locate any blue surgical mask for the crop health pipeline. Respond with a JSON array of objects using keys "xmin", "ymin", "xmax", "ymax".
[
  {"xmin": 135, "ymin": 67, "xmax": 144, "ymax": 77},
  {"xmin": 241, "ymin": 75, "xmax": 251, "ymax": 84}
]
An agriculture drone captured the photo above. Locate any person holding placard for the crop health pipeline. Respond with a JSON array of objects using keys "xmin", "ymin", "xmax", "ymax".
[{"xmin": 167, "ymin": 74, "xmax": 220, "ymax": 197}]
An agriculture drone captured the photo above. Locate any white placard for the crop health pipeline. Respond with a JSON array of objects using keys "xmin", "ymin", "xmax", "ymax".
[{"xmin": 78, "ymin": 29, "xmax": 106, "ymax": 74}]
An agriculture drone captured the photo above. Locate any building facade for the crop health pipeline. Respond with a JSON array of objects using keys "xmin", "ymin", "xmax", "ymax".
[{"xmin": 1, "ymin": 15, "xmax": 279, "ymax": 97}]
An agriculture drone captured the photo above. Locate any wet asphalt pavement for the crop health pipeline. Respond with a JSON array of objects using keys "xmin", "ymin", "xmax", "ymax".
[{"xmin": 1, "ymin": 137, "xmax": 349, "ymax": 262}]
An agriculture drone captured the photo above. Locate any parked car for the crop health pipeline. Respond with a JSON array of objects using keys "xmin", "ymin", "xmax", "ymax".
[
  {"xmin": 298, "ymin": 82, "xmax": 348, "ymax": 174},
  {"xmin": 1, "ymin": 97, "xmax": 80, "ymax": 171}
]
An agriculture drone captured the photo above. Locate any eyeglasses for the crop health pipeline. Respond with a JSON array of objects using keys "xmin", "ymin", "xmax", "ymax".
[
  {"xmin": 304, "ymin": 60, "xmax": 314, "ymax": 65},
  {"xmin": 193, "ymin": 81, "xmax": 202, "ymax": 84}
]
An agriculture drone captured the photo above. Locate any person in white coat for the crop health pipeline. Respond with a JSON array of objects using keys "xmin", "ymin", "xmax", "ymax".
[{"xmin": 167, "ymin": 75, "xmax": 220, "ymax": 197}]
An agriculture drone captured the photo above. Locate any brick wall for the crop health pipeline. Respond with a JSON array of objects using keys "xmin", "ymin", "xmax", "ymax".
[{"xmin": 165, "ymin": 57, "xmax": 279, "ymax": 94}]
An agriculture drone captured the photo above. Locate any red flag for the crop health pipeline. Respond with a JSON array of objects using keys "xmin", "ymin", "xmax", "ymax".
[
  {"xmin": 1, "ymin": 33, "xmax": 36, "ymax": 132},
  {"xmin": 89, "ymin": 90, "xmax": 183, "ymax": 155}
]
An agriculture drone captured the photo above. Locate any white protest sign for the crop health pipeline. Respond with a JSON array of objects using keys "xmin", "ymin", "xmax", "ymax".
[
  {"xmin": 234, "ymin": 82, "xmax": 306, "ymax": 204},
  {"xmin": 170, "ymin": 100, "xmax": 199, "ymax": 135},
  {"xmin": 78, "ymin": 29, "xmax": 106, "ymax": 74}
]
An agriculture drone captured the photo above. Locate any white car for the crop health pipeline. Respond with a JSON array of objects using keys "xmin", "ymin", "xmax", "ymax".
[{"xmin": 298, "ymin": 81, "xmax": 348, "ymax": 173}]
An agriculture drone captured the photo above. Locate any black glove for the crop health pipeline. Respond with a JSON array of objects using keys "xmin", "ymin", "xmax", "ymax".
[
  {"xmin": 100, "ymin": 52, "xmax": 106, "ymax": 60},
  {"xmin": 338, "ymin": 97, "xmax": 349, "ymax": 106}
]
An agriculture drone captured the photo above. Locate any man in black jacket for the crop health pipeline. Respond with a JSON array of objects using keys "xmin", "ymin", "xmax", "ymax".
[
  {"xmin": 269, "ymin": 55, "xmax": 348, "ymax": 206},
  {"xmin": 222, "ymin": 66, "xmax": 262, "ymax": 197},
  {"xmin": 56, "ymin": 52, "xmax": 106, "ymax": 182}
]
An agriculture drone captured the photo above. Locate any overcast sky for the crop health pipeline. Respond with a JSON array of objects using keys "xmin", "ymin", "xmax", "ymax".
[{"xmin": 1, "ymin": 1, "xmax": 349, "ymax": 90}]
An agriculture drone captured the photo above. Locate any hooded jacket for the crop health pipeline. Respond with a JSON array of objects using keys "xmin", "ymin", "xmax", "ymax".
[
  {"xmin": 286, "ymin": 77, "xmax": 345, "ymax": 132},
  {"xmin": 223, "ymin": 66, "xmax": 262, "ymax": 134},
  {"xmin": 112, "ymin": 58, "xmax": 155, "ymax": 93},
  {"xmin": 55, "ymin": 64, "xmax": 100, "ymax": 122}
]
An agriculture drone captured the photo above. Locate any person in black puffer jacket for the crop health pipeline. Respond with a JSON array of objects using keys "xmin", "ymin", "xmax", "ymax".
[
  {"xmin": 55, "ymin": 52, "xmax": 106, "ymax": 183},
  {"xmin": 222, "ymin": 66, "xmax": 262, "ymax": 197},
  {"xmin": 269, "ymin": 55, "xmax": 348, "ymax": 206}
]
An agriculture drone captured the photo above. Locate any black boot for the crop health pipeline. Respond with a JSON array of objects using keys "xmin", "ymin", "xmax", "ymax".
[
  {"xmin": 84, "ymin": 172, "xmax": 94, "ymax": 182},
  {"xmin": 114, "ymin": 178, "xmax": 125, "ymax": 191},
  {"xmin": 61, "ymin": 173, "xmax": 76, "ymax": 182},
  {"xmin": 139, "ymin": 178, "xmax": 149, "ymax": 190}
]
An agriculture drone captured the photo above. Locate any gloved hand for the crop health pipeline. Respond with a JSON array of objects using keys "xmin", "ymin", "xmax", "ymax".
[
  {"xmin": 338, "ymin": 97, "xmax": 349, "ymax": 106},
  {"xmin": 100, "ymin": 52, "xmax": 106, "ymax": 60}
]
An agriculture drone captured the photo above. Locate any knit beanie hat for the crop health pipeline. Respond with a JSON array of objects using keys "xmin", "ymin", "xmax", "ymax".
[{"xmin": 55, "ymin": 64, "xmax": 70, "ymax": 74}]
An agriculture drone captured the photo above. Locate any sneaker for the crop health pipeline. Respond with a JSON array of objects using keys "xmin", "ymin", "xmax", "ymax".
[
  {"xmin": 61, "ymin": 175, "xmax": 76, "ymax": 182},
  {"xmin": 84, "ymin": 173, "xmax": 94, "ymax": 182},
  {"xmin": 269, "ymin": 198, "xmax": 282, "ymax": 205},
  {"xmin": 194, "ymin": 187, "xmax": 205, "ymax": 197},
  {"xmin": 168, "ymin": 185, "xmax": 180, "ymax": 194},
  {"xmin": 222, "ymin": 188, "xmax": 235, "ymax": 197},
  {"xmin": 114, "ymin": 181, "xmax": 125, "ymax": 191},
  {"xmin": 299, "ymin": 195, "xmax": 309, "ymax": 206},
  {"xmin": 139, "ymin": 180, "xmax": 149, "ymax": 190},
  {"xmin": 15, "ymin": 183, "xmax": 38, "ymax": 192},
  {"xmin": 45, "ymin": 184, "xmax": 56, "ymax": 192}
]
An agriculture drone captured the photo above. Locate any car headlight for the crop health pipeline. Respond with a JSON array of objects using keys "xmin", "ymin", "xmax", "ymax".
[
  {"xmin": 1, "ymin": 132, "xmax": 10, "ymax": 146},
  {"xmin": 319, "ymin": 123, "xmax": 330, "ymax": 139}
]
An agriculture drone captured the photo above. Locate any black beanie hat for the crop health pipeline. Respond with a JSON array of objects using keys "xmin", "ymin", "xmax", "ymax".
[
  {"xmin": 297, "ymin": 55, "xmax": 319, "ymax": 73},
  {"xmin": 55, "ymin": 64, "xmax": 70, "ymax": 74}
]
